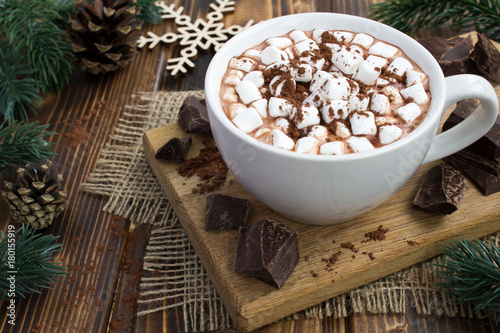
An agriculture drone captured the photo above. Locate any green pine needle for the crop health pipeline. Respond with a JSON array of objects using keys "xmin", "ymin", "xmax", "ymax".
[
  {"xmin": 0, "ymin": 41, "xmax": 42, "ymax": 124},
  {"xmin": 369, "ymin": 0, "xmax": 500, "ymax": 42},
  {"xmin": 0, "ymin": 122, "xmax": 57, "ymax": 173},
  {"xmin": 0, "ymin": 0, "xmax": 74, "ymax": 94},
  {"xmin": 0, "ymin": 225, "xmax": 67, "ymax": 299},
  {"xmin": 136, "ymin": 0, "xmax": 163, "ymax": 24},
  {"xmin": 436, "ymin": 239, "xmax": 500, "ymax": 324}
]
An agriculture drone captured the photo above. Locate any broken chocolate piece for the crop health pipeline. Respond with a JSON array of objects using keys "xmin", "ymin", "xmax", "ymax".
[
  {"xmin": 445, "ymin": 155, "xmax": 500, "ymax": 196},
  {"xmin": 204, "ymin": 193, "xmax": 250, "ymax": 231},
  {"xmin": 233, "ymin": 218, "xmax": 299, "ymax": 289},
  {"xmin": 438, "ymin": 36, "xmax": 477, "ymax": 76},
  {"xmin": 178, "ymin": 96, "xmax": 211, "ymax": 135},
  {"xmin": 155, "ymin": 136, "xmax": 192, "ymax": 162},
  {"xmin": 443, "ymin": 100, "xmax": 500, "ymax": 160},
  {"xmin": 471, "ymin": 33, "xmax": 500, "ymax": 83},
  {"xmin": 448, "ymin": 149, "xmax": 500, "ymax": 176},
  {"xmin": 413, "ymin": 163, "xmax": 467, "ymax": 214},
  {"xmin": 418, "ymin": 37, "xmax": 448, "ymax": 60}
]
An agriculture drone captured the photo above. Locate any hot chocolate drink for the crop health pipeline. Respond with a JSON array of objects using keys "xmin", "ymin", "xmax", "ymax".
[{"xmin": 219, "ymin": 29, "xmax": 431, "ymax": 155}]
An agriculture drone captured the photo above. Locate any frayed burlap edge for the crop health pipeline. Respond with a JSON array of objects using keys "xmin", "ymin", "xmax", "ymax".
[{"xmin": 80, "ymin": 90, "xmax": 500, "ymax": 332}]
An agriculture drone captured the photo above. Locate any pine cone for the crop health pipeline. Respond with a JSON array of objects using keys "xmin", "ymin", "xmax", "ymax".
[
  {"xmin": 68, "ymin": 0, "xmax": 143, "ymax": 75},
  {"xmin": 2, "ymin": 164, "xmax": 67, "ymax": 230}
]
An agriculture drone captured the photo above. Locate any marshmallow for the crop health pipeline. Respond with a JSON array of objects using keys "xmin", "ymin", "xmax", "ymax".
[
  {"xmin": 224, "ymin": 74, "xmax": 241, "ymax": 86},
  {"xmin": 236, "ymin": 80, "xmax": 262, "ymax": 104},
  {"xmin": 294, "ymin": 39, "xmax": 320, "ymax": 55},
  {"xmin": 300, "ymin": 51, "xmax": 326, "ymax": 71},
  {"xmin": 290, "ymin": 30, "xmax": 309, "ymax": 43},
  {"xmin": 334, "ymin": 121, "xmax": 351, "ymax": 138},
  {"xmin": 350, "ymin": 111, "xmax": 377, "ymax": 135},
  {"xmin": 379, "ymin": 125, "xmax": 403, "ymax": 144},
  {"xmin": 243, "ymin": 71, "xmax": 265, "ymax": 88},
  {"xmin": 320, "ymin": 141, "xmax": 346, "ymax": 155},
  {"xmin": 267, "ymin": 37, "xmax": 293, "ymax": 49},
  {"xmin": 396, "ymin": 102, "xmax": 422, "ymax": 123},
  {"xmin": 295, "ymin": 137, "xmax": 320, "ymax": 154},
  {"xmin": 270, "ymin": 75, "xmax": 296, "ymax": 97},
  {"xmin": 229, "ymin": 57, "xmax": 255, "ymax": 72},
  {"xmin": 265, "ymin": 60, "xmax": 290, "ymax": 73},
  {"xmin": 296, "ymin": 105, "xmax": 320, "ymax": 129},
  {"xmin": 366, "ymin": 55, "xmax": 388, "ymax": 69},
  {"xmin": 271, "ymin": 129, "xmax": 295, "ymax": 150},
  {"xmin": 375, "ymin": 116, "xmax": 398, "ymax": 126},
  {"xmin": 400, "ymin": 83, "xmax": 428, "ymax": 105},
  {"xmin": 254, "ymin": 128, "xmax": 271, "ymax": 140},
  {"xmin": 261, "ymin": 46, "xmax": 288, "ymax": 65},
  {"xmin": 321, "ymin": 76, "xmax": 350, "ymax": 100},
  {"xmin": 273, "ymin": 117, "xmax": 290, "ymax": 132},
  {"xmin": 333, "ymin": 31, "xmax": 354, "ymax": 43},
  {"xmin": 376, "ymin": 78, "xmax": 390, "ymax": 87},
  {"xmin": 387, "ymin": 57, "xmax": 413, "ymax": 77},
  {"xmin": 331, "ymin": 45, "xmax": 364, "ymax": 75},
  {"xmin": 232, "ymin": 107, "xmax": 263, "ymax": 133},
  {"xmin": 324, "ymin": 42, "xmax": 341, "ymax": 54},
  {"xmin": 352, "ymin": 33, "xmax": 374, "ymax": 49},
  {"xmin": 221, "ymin": 87, "xmax": 238, "ymax": 102},
  {"xmin": 290, "ymin": 63, "xmax": 313, "ymax": 82},
  {"xmin": 250, "ymin": 99, "xmax": 268, "ymax": 118},
  {"xmin": 406, "ymin": 69, "xmax": 427, "ymax": 87},
  {"xmin": 312, "ymin": 29, "xmax": 326, "ymax": 43},
  {"xmin": 354, "ymin": 60, "xmax": 381, "ymax": 85},
  {"xmin": 307, "ymin": 125, "xmax": 328, "ymax": 140},
  {"xmin": 346, "ymin": 136, "xmax": 375, "ymax": 153},
  {"xmin": 303, "ymin": 90, "xmax": 325, "ymax": 108},
  {"xmin": 228, "ymin": 103, "xmax": 247, "ymax": 119},
  {"xmin": 370, "ymin": 94, "xmax": 390, "ymax": 115},
  {"xmin": 349, "ymin": 94, "xmax": 369, "ymax": 111},
  {"xmin": 285, "ymin": 47, "xmax": 295, "ymax": 60},
  {"xmin": 269, "ymin": 97, "xmax": 295, "ymax": 117},
  {"xmin": 382, "ymin": 85, "xmax": 404, "ymax": 105},
  {"xmin": 243, "ymin": 49, "xmax": 262, "ymax": 61},
  {"xmin": 369, "ymin": 42, "xmax": 398, "ymax": 58},
  {"xmin": 310, "ymin": 70, "xmax": 332, "ymax": 92},
  {"xmin": 321, "ymin": 100, "xmax": 350, "ymax": 123}
]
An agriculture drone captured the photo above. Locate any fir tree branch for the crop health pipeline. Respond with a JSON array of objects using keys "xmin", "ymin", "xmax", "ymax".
[
  {"xmin": 436, "ymin": 239, "xmax": 500, "ymax": 324},
  {"xmin": 136, "ymin": 0, "xmax": 163, "ymax": 24},
  {"xmin": 0, "ymin": 122, "xmax": 57, "ymax": 173},
  {"xmin": 0, "ymin": 0, "xmax": 74, "ymax": 93},
  {"xmin": 0, "ymin": 225, "xmax": 67, "ymax": 299},
  {"xmin": 369, "ymin": 0, "xmax": 500, "ymax": 42},
  {"xmin": 0, "ymin": 41, "xmax": 42, "ymax": 124}
]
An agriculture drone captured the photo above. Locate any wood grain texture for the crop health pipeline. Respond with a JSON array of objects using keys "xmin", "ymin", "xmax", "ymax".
[
  {"xmin": 0, "ymin": 0, "xmax": 497, "ymax": 332},
  {"xmin": 142, "ymin": 116, "xmax": 500, "ymax": 332}
]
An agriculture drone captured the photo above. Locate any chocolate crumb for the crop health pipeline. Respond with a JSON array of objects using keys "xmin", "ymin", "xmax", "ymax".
[
  {"xmin": 407, "ymin": 240, "xmax": 420, "ymax": 246},
  {"xmin": 364, "ymin": 225, "xmax": 388, "ymax": 242},
  {"xmin": 341, "ymin": 242, "xmax": 359, "ymax": 253},
  {"xmin": 367, "ymin": 252, "xmax": 375, "ymax": 260}
]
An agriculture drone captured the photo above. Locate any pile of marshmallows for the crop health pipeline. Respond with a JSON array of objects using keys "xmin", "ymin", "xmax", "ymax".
[{"xmin": 220, "ymin": 29, "xmax": 430, "ymax": 155}]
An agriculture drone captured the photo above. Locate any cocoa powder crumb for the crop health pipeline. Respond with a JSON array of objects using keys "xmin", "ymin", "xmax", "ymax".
[
  {"xmin": 364, "ymin": 225, "xmax": 389, "ymax": 242},
  {"xmin": 367, "ymin": 252, "xmax": 375, "ymax": 260},
  {"xmin": 341, "ymin": 242, "xmax": 359, "ymax": 253},
  {"xmin": 407, "ymin": 240, "xmax": 420, "ymax": 246},
  {"xmin": 177, "ymin": 140, "xmax": 228, "ymax": 194}
]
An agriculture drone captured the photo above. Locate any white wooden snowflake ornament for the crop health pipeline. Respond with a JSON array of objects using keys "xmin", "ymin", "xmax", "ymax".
[{"xmin": 138, "ymin": 0, "xmax": 254, "ymax": 76}]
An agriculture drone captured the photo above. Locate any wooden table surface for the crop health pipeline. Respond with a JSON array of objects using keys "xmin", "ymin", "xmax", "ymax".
[{"xmin": 0, "ymin": 0, "xmax": 497, "ymax": 332}]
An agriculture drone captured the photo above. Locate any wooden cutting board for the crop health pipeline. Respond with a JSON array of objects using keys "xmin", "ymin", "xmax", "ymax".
[{"xmin": 143, "ymin": 32, "xmax": 500, "ymax": 332}]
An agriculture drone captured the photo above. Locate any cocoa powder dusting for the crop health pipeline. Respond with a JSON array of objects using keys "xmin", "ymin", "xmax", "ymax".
[
  {"xmin": 177, "ymin": 140, "xmax": 228, "ymax": 194},
  {"xmin": 364, "ymin": 225, "xmax": 388, "ymax": 242}
]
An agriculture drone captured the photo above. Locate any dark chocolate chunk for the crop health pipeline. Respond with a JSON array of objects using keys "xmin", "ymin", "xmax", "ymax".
[
  {"xmin": 233, "ymin": 218, "xmax": 299, "ymax": 289},
  {"xmin": 443, "ymin": 100, "xmax": 500, "ymax": 160},
  {"xmin": 448, "ymin": 149, "xmax": 500, "ymax": 176},
  {"xmin": 204, "ymin": 193, "xmax": 250, "ymax": 231},
  {"xmin": 155, "ymin": 136, "xmax": 192, "ymax": 162},
  {"xmin": 418, "ymin": 37, "xmax": 448, "ymax": 60},
  {"xmin": 178, "ymin": 96, "xmax": 211, "ymax": 135},
  {"xmin": 445, "ymin": 155, "xmax": 500, "ymax": 196},
  {"xmin": 438, "ymin": 36, "xmax": 478, "ymax": 76},
  {"xmin": 471, "ymin": 33, "xmax": 500, "ymax": 83},
  {"xmin": 413, "ymin": 163, "xmax": 467, "ymax": 214}
]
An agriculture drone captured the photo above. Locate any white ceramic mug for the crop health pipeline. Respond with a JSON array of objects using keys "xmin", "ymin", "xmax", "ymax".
[{"xmin": 204, "ymin": 13, "xmax": 498, "ymax": 225}]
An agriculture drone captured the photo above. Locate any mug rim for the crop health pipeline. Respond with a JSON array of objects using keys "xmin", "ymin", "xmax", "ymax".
[{"xmin": 205, "ymin": 12, "xmax": 445, "ymax": 162}]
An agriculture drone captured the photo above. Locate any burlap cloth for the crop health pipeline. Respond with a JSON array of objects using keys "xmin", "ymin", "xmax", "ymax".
[{"xmin": 80, "ymin": 90, "xmax": 500, "ymax": 332}]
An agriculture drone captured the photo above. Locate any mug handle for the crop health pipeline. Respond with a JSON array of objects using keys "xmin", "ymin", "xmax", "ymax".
[{"xmin": 422, "ymin": 74, "xmax": 498, "ymax": 164}]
